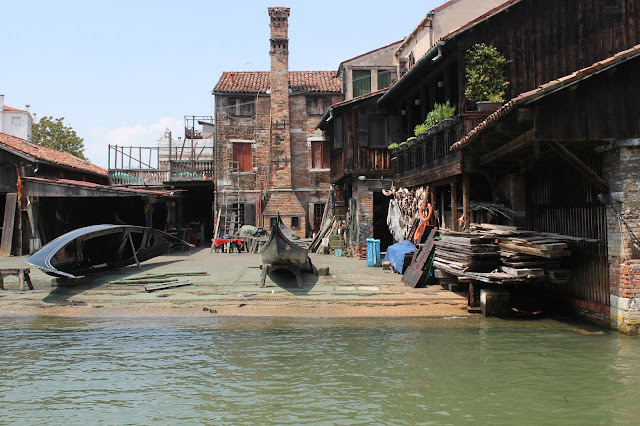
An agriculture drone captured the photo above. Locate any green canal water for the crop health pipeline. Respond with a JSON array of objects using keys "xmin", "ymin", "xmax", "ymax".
[{"xmin": 1, "ymin": 316, "xmax": 640, "ymax": 425}]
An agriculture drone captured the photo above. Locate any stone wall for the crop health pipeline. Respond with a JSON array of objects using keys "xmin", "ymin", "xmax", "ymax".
[{"xmin": 604, "ymin": 145, "xmax": 640, "ymax": 334}]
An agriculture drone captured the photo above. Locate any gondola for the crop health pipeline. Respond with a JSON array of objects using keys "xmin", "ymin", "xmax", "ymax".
[
  {"xmin": 259, "ymin": 215, "xmax": 311, "ymax": 288},
  {"xmin": 25, "ymin": 224, "xmax": 193, "ymax": 278}
]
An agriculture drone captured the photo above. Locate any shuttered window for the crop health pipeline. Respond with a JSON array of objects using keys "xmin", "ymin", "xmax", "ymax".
[
  {"xmin": 352, "ymin": 70, "xmax": 371, "ymax": 98},
  {"xmin": 369, "ymin": 116, "xmax": 387, "ymax": 148},
  {"xmin": 378, "ymin": 70, "xmax": 392, "ymax": 90},
  {"xmin": 232, "ymin": 142, "xmax": 252, "ymax": 172},
  {"xmin": 307, "ymin": 96, "xmax": 331, "ymax": 115},
  {"xmin": 311, "ymin": 140, "xmax": 330, "ymax": 169}
]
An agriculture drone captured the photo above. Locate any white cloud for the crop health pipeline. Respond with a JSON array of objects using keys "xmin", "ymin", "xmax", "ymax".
[{"xmin": 85, "ymin": 117, "xmax": 183, "ymax": 169}]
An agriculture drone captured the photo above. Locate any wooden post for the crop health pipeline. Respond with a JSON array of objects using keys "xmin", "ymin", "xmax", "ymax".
[
  {"xmin": 1, "ymin": 193, "xmax": 18, "ymax": 257},
  {"xmin": 462, "ymin": 174, "xmax": 470, "ymax": 230},
  {"xmin": 450, "ymin": 182, "xmax": 458, "ymax": 231}
]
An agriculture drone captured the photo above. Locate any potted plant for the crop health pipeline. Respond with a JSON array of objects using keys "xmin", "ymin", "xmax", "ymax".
[
  {"xmin": 414, "ymin": 101, "xmax": 456, "ymax": 136},
  {"xmin": 465, "ymin": 43, "xmax": 509, "ymax": 112}
]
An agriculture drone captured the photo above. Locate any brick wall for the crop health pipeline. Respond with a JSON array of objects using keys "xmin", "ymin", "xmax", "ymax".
[
  {"xmin": 604, "ymin": 145, "xmax": 640, "ymax": 334},
  {"xmin": 349, "ymin": 180, "xmax": 389, "ymax": 258}
]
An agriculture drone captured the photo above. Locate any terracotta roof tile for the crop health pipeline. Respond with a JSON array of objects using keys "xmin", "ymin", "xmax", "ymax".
[
  {"xmin": 0, "ymin": 132, "xmax": 107, "ymax": 177},
  {"xmin": 213, "ymin": 71, "xmax": 341, "ymax": 94},
  {"xmin": 451, "ymin": 43, "xmax": 640, "ymax": 151},
  {"xmin": 2, "ymin": 105, "xmax": 26, "ymax": 112}
]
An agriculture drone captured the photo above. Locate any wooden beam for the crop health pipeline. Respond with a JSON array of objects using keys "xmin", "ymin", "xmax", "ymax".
[
  {"xmin": 547, "ymin": 141, "xmax": 609, "ymax": 192},
  {"xmin": 450, "ymin": 182, "xmax": 458, "ymax": 231},
  {"xmin": 462, "ymin": 174, "xmax": 470, "ymax": 228},
  {"xmin": 1, "ymin": 193, "xmax": 18, "ymax": 257},
  {"xmin": 479, "ymin": 129, "xmax": 535, "ymax": 165},
  {"xmin": 480, "ymin": 171, "xmax": 511, "ymax": 208}
]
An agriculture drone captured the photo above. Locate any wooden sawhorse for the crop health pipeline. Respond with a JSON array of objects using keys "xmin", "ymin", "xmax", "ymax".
[
  {"xmin": 260, "ymin": 263, "xmax": 303, "ymax": 289},
  {"xmin": 0, "ymin": 268, "xmax": 34, "ymax": 291}
]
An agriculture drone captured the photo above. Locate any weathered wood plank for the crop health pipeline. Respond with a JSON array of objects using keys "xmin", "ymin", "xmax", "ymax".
[{"xmin": 1, "ymin": 193, "xmax": 18, "ymax": 257}]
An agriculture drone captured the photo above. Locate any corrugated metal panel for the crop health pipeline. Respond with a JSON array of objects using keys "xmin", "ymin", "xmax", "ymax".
[{"xmin": 526, "ymin": 155, "xmax": 609, "ymax": 305}]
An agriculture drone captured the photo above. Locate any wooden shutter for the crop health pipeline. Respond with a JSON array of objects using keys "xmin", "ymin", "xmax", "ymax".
[
  {"xmin": 357, "ymin": 114, "xmax": 369, "ymax": 147},
  {"xmin": 369, "ymin": 117, "xmax": 386, "ymax": 148},
  {"xmin": 322, "ymin": 141, "xmax": 330, "ymax": 168},
  {"xmin": 334, "ymin": 116, "xmax": 343, "ymax": 149},
  {"xmin": 233, "ymin": 143, "xmax": 252, "ymax": 172},
  {"xmin": 388, "ymin": 114, "xmax": 401, "ymax": 145},
  {"xmin": 311, "ymin": 141, "xmax": 322, "ymax": 169}
]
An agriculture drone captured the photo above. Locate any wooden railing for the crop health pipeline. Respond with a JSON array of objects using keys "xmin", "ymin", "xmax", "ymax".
[
  {"xmin": 109, "ymin": 160, "xmax": 214, "ymax": 186},
  {"xmin": 169, "ymin": 160, "xmax": 213, "ymax": 180},
  {"xmin": 109, "ymin": 169, "xmax": 169, "ymax": 186},
  {"xmin": 392, "ymin": 120, "xmax": 461, "ymax": 178},
  {"xmin": 356, "ymin": 147, "xmax": 390, "ymax": 172}
]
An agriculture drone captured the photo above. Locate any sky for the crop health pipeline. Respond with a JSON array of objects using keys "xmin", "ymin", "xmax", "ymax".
[{"xmin": 1, "ymin": 0, "xmax": 444, "ymax": 169}]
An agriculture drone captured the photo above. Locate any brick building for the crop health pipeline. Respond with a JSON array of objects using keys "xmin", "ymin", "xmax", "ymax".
[{"xmin": 212, "ymin": 7, "xmax": 341, "ymax": 237}]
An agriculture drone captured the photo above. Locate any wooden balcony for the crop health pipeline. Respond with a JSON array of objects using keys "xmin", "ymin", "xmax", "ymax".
[
  {"xmin": 392, "ymin": 119, "xmax": 462, "ymax": 186},
  {"xmin": 331, "ymin": 148, "xmax": 391, "ymax": 183},
  {"xmin": 169, "ymin": 160, "xmax": 214, "ymax": 181}
]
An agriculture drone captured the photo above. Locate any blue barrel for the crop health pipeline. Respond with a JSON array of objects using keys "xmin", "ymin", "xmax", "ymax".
[{"xmin": 367, "ymin": 238, "xmax": 382, "ymax": 267}]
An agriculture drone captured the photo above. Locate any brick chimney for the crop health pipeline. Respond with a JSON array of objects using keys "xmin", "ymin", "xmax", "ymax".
[
  {"xmin": 268, "ymin": 6, "xmax": 292, "ymax": 188},
  {"xmin": 263, "ymin": 7, "xmax": 307, "ymax": 236}
]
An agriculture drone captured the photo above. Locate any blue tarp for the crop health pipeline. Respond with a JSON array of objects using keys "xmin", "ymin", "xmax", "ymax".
[{"xmin": 385, "ymin": 240, "xmax": 416, "ymax": 273}]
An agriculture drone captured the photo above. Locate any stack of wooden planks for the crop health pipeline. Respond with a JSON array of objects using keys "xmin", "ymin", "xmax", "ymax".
[
  {"xmin": 433, "ymin": 223, "xmax": 596, "ymax": 285},
  {"xmin": 434, "ymin": 232, "xmax": 500, "ymax": 272}
]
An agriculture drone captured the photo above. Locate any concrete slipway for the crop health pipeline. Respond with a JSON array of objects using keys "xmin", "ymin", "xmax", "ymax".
[{"xmin": 0, "ymin": 248, "xmax": 470, "ymax": 318}]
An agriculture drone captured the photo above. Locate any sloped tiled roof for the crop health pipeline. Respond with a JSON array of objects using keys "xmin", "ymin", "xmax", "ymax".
[
  {"xmin": 0, "ymin": 132, "xmax": 107, "ymax": 176},
  {"xmin": 213, "ymin": 71, "xmax": 341, "ymax": 94},
  {"xmin": 2, "ymin": 105, "xmax": 26, "ymax": 112},
  {"xmin": 451, "ymin": 44, "xmax": 640, "ymax": 151}
]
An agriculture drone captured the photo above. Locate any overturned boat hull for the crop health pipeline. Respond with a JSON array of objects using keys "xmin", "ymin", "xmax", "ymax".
[{"xmin": 25, "ymin": 225, "xmax": 192, "ymax": 278}]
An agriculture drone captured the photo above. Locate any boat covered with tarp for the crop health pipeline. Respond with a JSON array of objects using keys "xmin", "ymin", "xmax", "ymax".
[{"xmin": 25, "ymin": 224, "xmax": 193, "ymax": 278}]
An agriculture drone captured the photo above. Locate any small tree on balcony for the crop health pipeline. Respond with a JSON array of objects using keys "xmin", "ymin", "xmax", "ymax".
[{"xmin": 465, "ymin": 43, "xmax": 509, "ymax": 103}]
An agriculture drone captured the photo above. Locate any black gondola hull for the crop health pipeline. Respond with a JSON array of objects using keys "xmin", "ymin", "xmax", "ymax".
[
  {"xmin": 260, "ymin": 217, "xmax": 309, "ymax": 267},
  {"xmin": 25, "ymin": 225, "xmax": 192, "ymax": 278}
]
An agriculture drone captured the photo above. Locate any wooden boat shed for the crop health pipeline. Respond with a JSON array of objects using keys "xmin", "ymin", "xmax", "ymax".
[
  {"xmin": 0, "ymin": 132, "xmax": 175, "ymax": 256},
  {"xmin": 374, "ymin": 0, "xmax": 640, "ymax": 332}
]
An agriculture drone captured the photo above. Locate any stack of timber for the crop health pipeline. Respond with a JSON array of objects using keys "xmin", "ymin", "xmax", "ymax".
[
  {"xmin": 434, "ymin": 224, "xmax": 593, "ymax": 285},
  {"xmin": 434, "ymin": 232, "xmax": 500, "ymax": 272},
  {"xmin": 434, "ymin": 231, "xmax": 524, "ymax": 284}
]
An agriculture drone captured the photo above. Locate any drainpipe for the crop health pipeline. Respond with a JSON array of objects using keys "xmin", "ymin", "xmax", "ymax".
[{"xmin": 432, "ymin": 42, "xmax": 444, "ymax": 63}]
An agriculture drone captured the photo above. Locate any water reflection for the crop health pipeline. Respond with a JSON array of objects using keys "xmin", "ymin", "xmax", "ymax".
[{"xmin": 0, "ymin": 316, "xmax": 637, "ymax": 424}]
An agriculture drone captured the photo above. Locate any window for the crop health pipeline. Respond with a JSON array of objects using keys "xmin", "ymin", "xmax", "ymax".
[
  {"xmin": 358, "ymin": 115, "xmax": 389, "ymax": 148},
  {"xmin": 378, "ymin": 70, "xmax": 392, "ymax": 90},
  {"xmin": 368, "ymin": 117, "xmax": 388, "ymax": 148},
  {"xmin": 291, "ymin": 216, "xmax": 300, "ymax": 228},
  {"xmin": 307, "ymin": 96, "xmax": 331, "ymax": 115},
  {"xmin": 311, "ymin": 140, "xmax": 330, "ymax": 169},
  {"xmin": 270, "ymin": 217, "xmax": 278, "ymax": 229},
  {"xmin": 602, "ymin": 0, "xmax": 622, "ymax": 13},
  {"xmin": 228, "ymin": 97, "xmax": 254, "ymax": 117},
  {"xmin": 232, "ymin": 142, "xmax": 252, "ymax": 172},
  {"xmin": 352, "ymin": 70, "xmax": 371, "ymax": 97}
]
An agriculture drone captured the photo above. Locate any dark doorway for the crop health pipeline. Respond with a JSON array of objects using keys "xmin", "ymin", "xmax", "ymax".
[{"xmin": 373, "ymin": 191, "xmax": 394, "ymax": 252}]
